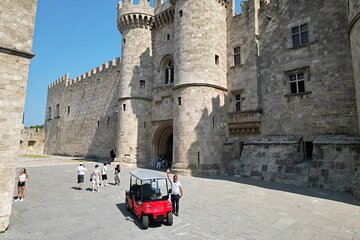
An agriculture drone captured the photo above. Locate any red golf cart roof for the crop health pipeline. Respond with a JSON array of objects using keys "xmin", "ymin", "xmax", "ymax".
[{"xmin": 129, "ymin": 170, "xmax": 167, "ymax": 181}]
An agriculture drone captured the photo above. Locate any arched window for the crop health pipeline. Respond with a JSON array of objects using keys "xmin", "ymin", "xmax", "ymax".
[{"xmin": 164, "ymin": 60, "xmax": 174, "ymax": 84}]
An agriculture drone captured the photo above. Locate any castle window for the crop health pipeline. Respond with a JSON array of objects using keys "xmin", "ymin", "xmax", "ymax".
[
  {"xmin": 123, "ymin": 38, "xmax": 126, "ymax": 45},
  {"xmin": 235, "ymin": 94, "xmax": 241, "ymax": 112},
  {"xmin": 165, "ymin": 60, "xmax": 174, "ymax": 84},
  {"xmin": 178, "ymin": 97, "xmax": 182, "ymax": 106},
  {"xmin": 123, "ymin": 104, "xmax": 126, "ymax": 111},
  {"xmin": 55, "ymin": 104, "xmax": 60, "ymax": 118},
  {"xmin": 304, "ymin": 141, "xmax": 313, "ymax": 160},
  {"xmin": 140, "ymin": 80, "xmax": 145, "ymax": 89},
  {"xmin": 67, "ymin": 106, "xmax": 70, "ymax": 115},
  {"xmin": 289, "ymin": 73, "xmax": 305, "ymax": 94},
  {"xmin": 167, "ymin": 34, "xmax": 170, "ymax": 41},
  {"xmin": 233, "ymin": 47, "xmax": 241, "ymax": 66},
  {"xmin": 28, "ymin": 140, "xmax": 36, "ymax": 147},
  {"xmin": 179, "ymin": 10, "xmax": 183, "ymax": 17},
  {"xmin": 48, "ymin": 107, "xmax": 52, "ymax": 120},
  {"xmin": 215, "ymin": 55, "xmax": 219, "ymax": 65},
  {"xmin": 107, "ymin": 116, "xmax": 110, "ymax": 125},
  {"xmin": 292, "ymin": 24, "xmax": 309, "ymax": 47}
]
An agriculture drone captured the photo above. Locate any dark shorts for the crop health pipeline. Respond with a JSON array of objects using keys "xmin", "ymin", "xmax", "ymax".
[
  {"xmin": 77, "ymin": 175, "xmax": 84, "ymax": 183},
  {"xmin": 102, "ymin": 174, "xmax": 107, "ymax": 180},
  {"xmin": 18, "ymin": 182, "xmax": 25, "ymax": 187}
]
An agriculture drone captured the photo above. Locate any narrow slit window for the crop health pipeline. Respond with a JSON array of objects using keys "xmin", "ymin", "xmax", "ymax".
[
  {"xmin": 123, "ymin": 104, "xmax": 126, "ymax": 111},
  {"xmin": 215, "ymin": 55, "xmax": 219, "ymax": 65},
  {"xmin": 178, "ymin": 97, "xmax": 182, "ymax": 106},
  {"xmin": 140, "ymin": 80, "xmax": 145, "ymax": 89},
  {"xmin": 97, "ymin": 121, "xmax": 100, "ymax": 127},
  {"xmin": 235, "ymin": 94, "xmax": 241, "ymax": 112},
  {"xmin": 233, "ymin": 47, "xmax": 241, "ymax": 66},
  {"xmin": 167, "ymin": 34, "xmax": 170, "ymax": 40},
  {"xmin": 123, "ymin": 38, "xmax": 126, "ymax": 44},
  {"xmin": 67, "ymin": 106, "xmax": 70, "ymax": 115},
  {"xmin": 107, "ymin": 116, "xmax": 110, "ymax": 125},
  {"xmin": 179, "ymin": 10, "xmax": 183, "ymax": 17}
]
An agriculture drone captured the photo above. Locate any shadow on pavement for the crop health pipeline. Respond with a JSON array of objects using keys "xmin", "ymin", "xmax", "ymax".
[
  {"xmin": 196, "ymin": 174, "xmax": 359, "ymax": 206},
  {"xmin": 115, "ymin": 203, "xmax": 163, "ymax": 230}
]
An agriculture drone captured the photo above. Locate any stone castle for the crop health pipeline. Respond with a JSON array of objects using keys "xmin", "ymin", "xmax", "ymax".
[{"xmin": 45, "ymin": 0, "xmax": 360, "ymax": 199}]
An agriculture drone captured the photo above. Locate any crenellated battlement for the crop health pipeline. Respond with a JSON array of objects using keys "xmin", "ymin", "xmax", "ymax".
[
  {"xmin": 117, "ymin": 0, "xmax": 154, "ymax": 33},
  {"xmin": 153, "ymin": 5, "xmax": 175, "ymax": 29},
  {"xmin": 48, "ymin": 58, "xmax": 120, "ymax": 89}
]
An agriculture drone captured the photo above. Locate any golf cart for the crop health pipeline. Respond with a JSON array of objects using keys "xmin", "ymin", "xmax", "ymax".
[{"xmin": 125, "ymin": 170, "xmax": 173, "ymax": 229}]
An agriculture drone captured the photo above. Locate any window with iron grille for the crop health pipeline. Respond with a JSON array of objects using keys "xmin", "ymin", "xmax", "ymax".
[{"xmin": 292, "ymin": 23, "xmax": 309, "ymax": 47}]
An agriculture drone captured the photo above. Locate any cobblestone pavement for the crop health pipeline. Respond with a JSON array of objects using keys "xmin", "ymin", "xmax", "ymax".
[{"xmin": 1, "ymin": 156, "xmax": 360, "ymax": 240}]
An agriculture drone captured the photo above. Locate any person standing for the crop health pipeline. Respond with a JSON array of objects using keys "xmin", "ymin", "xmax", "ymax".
[
  {"xmin": 101, "ymin": 163, "xmax": 108, "ymax": 186},
  {"xmin": 91, "ymin": 165, "xmax": 101, "ymax": 192},
  {"xmin": 167, "ymin": 169, "xmax": 183, "ymax": 216},
  {"xmin": 76, "ymin": 163, "xmax": 87, "ymax": 190},
  {"xmin": 15, "ymin": 168, "xmax": 29, "ymax": 202},
  {"xmin": 114, "ymin": 163, "xmax": 121, "ymax": 186},
  {"xmin": 110, "ymin": 149, "xmax": 115, "ymax": 162}
]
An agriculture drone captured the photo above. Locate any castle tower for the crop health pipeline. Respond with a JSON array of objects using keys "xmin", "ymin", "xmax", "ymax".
[
  {"xmin": 172, "ymin": 0, "xmax": 228, "ymax": 174},
  {"xmin": 348, "ymin": 0, "xmax": 360, "ymax": 200},
  {"xmin": 116, "ymin": 0, "xmax": 154, "ymax": 166}
]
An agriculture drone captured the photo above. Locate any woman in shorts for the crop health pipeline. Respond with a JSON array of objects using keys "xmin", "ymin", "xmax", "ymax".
[
  {"xmin": 15, "ymin": 168, "xmax": 28, "ymax": 202},
  {"xmin": 91, "ymin": 165, "xmax": 101, "ymax": 192}
]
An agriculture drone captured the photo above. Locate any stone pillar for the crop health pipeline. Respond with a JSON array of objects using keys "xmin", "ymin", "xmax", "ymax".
[{"xmin": 0, "ymin": 0, "xmax": 37, "ymax": 232}]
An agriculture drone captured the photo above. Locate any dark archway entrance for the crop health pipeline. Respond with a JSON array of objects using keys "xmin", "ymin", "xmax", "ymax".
[{"xmin": 153, "ymin": 123, "xmax": 173, "ymax": 168}]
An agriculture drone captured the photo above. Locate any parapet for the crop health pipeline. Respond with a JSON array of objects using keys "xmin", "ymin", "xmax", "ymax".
[
  {"xmin": 348, "ymin": 0, "xmax": 360, "ymax": 33},
  {"xmin": 48, "ymin": 57, "xmax": 120, "ymax": 89},
  {"xmin": 117, "ymin": 0, "xmax": 154, "ymax": 33}
]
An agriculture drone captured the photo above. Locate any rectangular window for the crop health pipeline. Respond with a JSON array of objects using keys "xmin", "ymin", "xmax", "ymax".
[
  {"xmin": 179, "ymin": 10, "xmax": 183, "ymax": 17},
  {"xmin": 107, "ymin": 116, "xmax": 110, "ymax": 125},
  {"xmin": 289, "ymin": 73, "xmax": 305, "ymax": 94},
  {"xmin": 233, "ymin": 47, "xmax": 241, "ymax": 66},
  {"xmin": 235, "ymin": 94, "xmax": 241, "ymax": 112},
  {"xmin": 292, "ymin": 23, "xmax": 309, "ymax": 47},
  {"xmin": 56, "ymin": 104, "xmax": 60, "ymax": 117},
  {"xmin": 67, "ymin": 106, "xmax": 70, "ymax": 115},
  {"xmin": 123, "ymin": 104, "xmax": 126, "ymax": 111},
  {"xmin": 178, "ymin": 97, "xmax": 182, "ymax": 106},
  {"xmin": 167, "ymin": 34, "xmax": 170, "ymax": 40},
  {"xmin": 215, "ymin": 55, "xmax": 219, "ymax": 65},
  {"xmin": 97, "ymin": 121, "xmax": 100, "ymax": 127},
  {"xmin": 140, "ymin": 80, "xmax": 145, "ymax": 89},
  {"xmin": 48, "ymin": 107, "xmax": 52, "ymax": 119},
  {"xmin": 123, "ymin": 38, "xmax": 126, "ymax": 44}
]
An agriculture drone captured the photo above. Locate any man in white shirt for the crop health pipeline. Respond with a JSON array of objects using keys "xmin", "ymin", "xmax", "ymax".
[
  {"xmin": 101, "ymin": 163, "xmax": 108, "ymax": 186},
  {"xmin": 167, "ymin": 170, "xmax": 183, "ymax": 216},
  {"xmin": 76, "ymin": 163, "xmax": 87, "ymax": 190}
]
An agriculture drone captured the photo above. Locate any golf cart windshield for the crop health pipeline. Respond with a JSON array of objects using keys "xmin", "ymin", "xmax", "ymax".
[{"xmin": 141, "ymin": 178, "xmax": 168, "ymax": 201}]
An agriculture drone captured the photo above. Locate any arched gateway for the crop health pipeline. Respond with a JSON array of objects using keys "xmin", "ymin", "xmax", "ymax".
[{"xmin": 152, "ymin": 122, "xmax": 173, "ymax": 168}]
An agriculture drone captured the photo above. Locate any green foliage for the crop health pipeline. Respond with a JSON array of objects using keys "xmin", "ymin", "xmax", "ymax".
[{"xmin": 29, "ymin": 125, "xmax": 44, "ymax": 129}]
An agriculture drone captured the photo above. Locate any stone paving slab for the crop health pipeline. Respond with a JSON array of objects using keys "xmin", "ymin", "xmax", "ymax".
[{"xmin": 1, "ymin": 156, "xmax": 360, "ymax": 240}]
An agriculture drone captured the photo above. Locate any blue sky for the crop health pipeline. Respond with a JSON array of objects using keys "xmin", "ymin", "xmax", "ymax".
[{"xmin": 25, "ymin": 0, "xmax": 242, "ymax": 127}]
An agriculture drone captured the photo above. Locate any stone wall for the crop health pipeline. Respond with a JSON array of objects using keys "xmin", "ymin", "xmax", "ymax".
[
  {"xmin": 258, "ymin": 0, "xmax": 358, "ymax": 136},
  {"xmin": 20, "ymin": 128, "xmax": 45, "ymax": 155},
  {"xmin": 0, "ymin": 0, "xmax": 37, "ymax": 232},
  {"xmin": 348, "ymin": 0, "xmax": 360, "ymax": 201},
  {"xmin": 44, "ymin": 59, "xmax": 120, "ymax": 159},
  {"xmin": 226, "ymin": 136, "xmax": 360, "ymax": 193}
]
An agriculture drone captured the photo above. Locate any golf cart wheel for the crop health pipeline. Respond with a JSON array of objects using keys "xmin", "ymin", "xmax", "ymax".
[
  {"xmin": 166, "ymin": 212, "xmax": 173, "ymax": 226},
  {"xmin": 142, "ymin": 215, "xmax": 149, "ymax": 229}
]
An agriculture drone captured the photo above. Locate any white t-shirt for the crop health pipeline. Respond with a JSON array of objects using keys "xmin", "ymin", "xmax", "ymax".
[
  {"xmin": 101, "ymin": 166, "xmax": 107, "ymax": 175},
  {"xmin": 77, "ymin": 166, "xmax": 87, "ymax": 175},
  {"xmin": 171, "ymin": 181, "xmax": 182, "ymax": 195}
]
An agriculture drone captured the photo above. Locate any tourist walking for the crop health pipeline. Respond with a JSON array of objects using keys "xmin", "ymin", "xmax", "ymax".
[
  {"xmin": 76, "ymin": 163, "xmax": 87, "ymax": 190},
  {"xmin": 91, "ymin": 165, "xmax": 101, "ymax": 192},
  {"xmin": 167, "ymin": 169, "xmax": 183, "ymax": 216},
  {"xmin": 114, "ymin": 163, "xmax": 121, "ymax": 186},
  {"xmin": 15, "ymin": 168, "xmax": 29, "ymax": 202},
  {"xmin": 101, "ymin": 163, "xmax": 108, "ymax": 186}
]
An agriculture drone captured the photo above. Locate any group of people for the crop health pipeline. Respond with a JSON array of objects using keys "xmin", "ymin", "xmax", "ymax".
[
  {"xmin": 155, "ymin": 154, "xmax": 172, "ymax": 169},
  {"xmin": 76, "ymin": 162, "xmax": 121, "ymax": 192}
]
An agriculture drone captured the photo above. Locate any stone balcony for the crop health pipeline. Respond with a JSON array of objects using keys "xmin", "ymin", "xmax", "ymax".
[{"xmin": 228, "ymin": 110, "xmax": 262, "ymax": 136}]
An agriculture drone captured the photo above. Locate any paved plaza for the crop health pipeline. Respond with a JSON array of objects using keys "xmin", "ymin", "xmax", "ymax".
[{"xmin": 1, "ymin": 156, "xmax": 360, "ymax": 240}]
